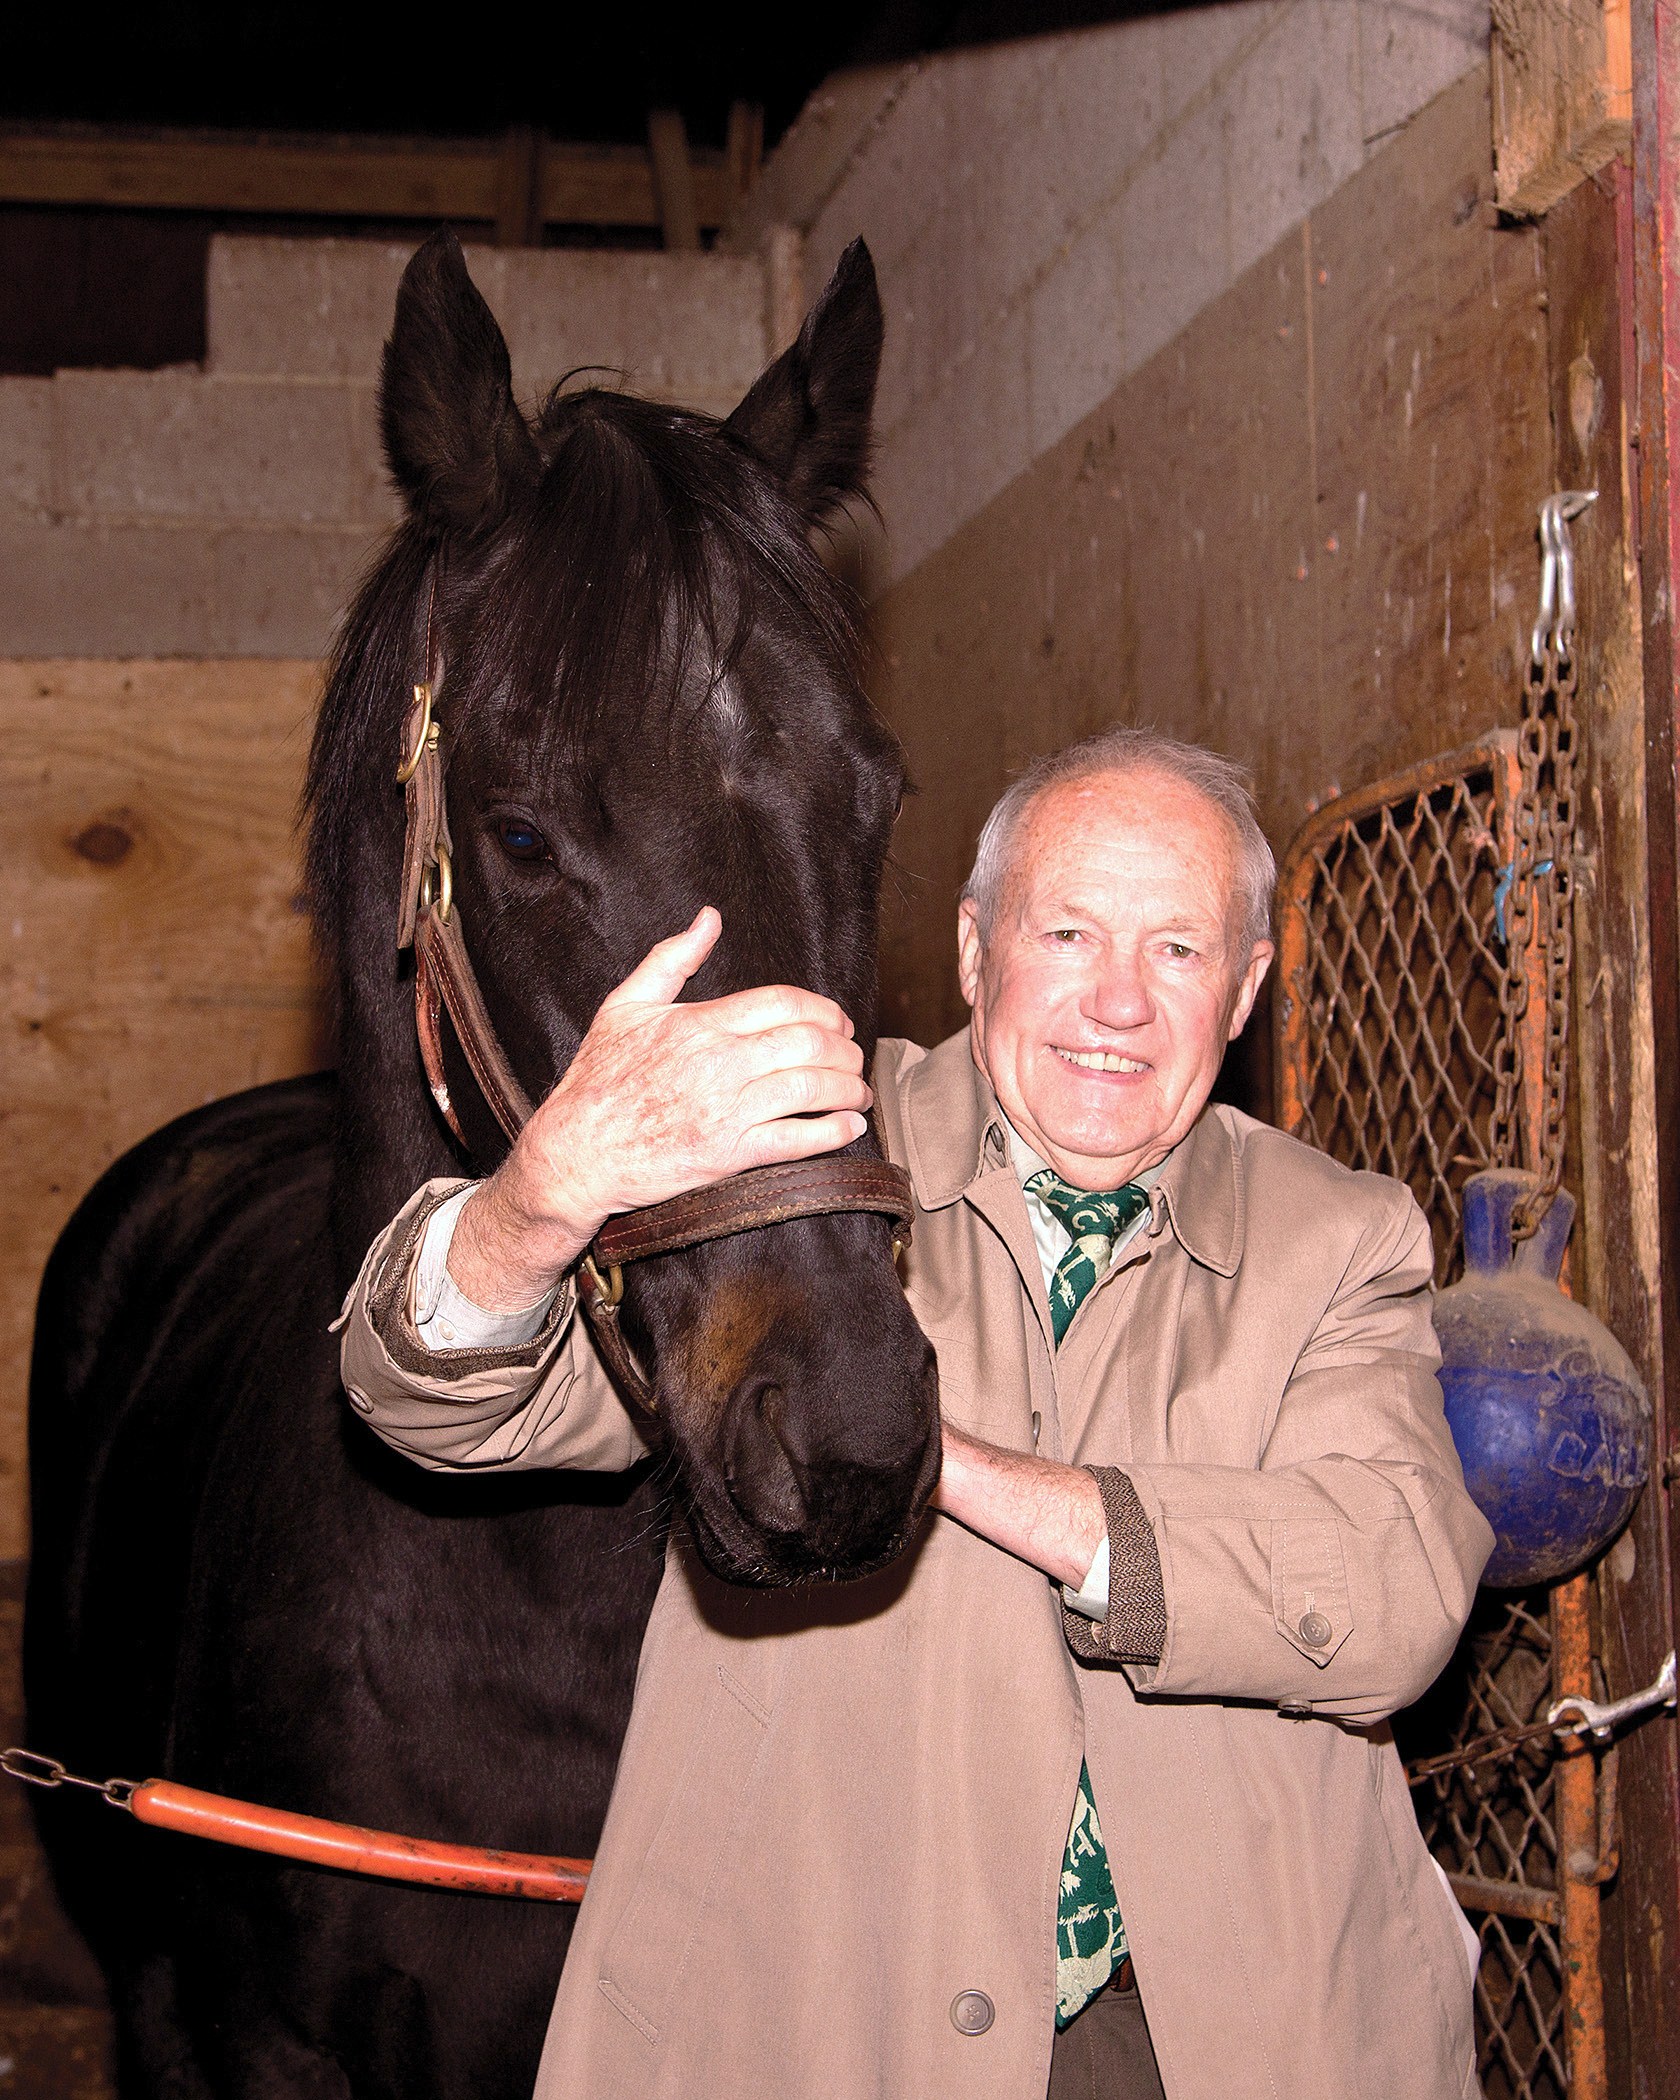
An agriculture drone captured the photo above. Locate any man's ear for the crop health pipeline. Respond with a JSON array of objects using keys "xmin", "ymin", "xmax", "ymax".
[
  {"xmin": 957, "ymin": 900, "xmax": 985, "ymax": 1011},
  {"xmin": 380, "ymin": 229, "xmax": 539, "ymax": 535},
  {"xmin": 724, "ymin": 238, "xmax": 883, "ymax": 527},
  {"xmin": 1226, "ymin": 943, "xmax": 1275, "ymax": 1041}
]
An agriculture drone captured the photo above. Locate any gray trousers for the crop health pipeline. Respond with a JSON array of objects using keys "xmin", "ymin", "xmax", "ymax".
[{"xmin": 1047, "ymin": 1979, "xmax": 1167, "ymax": 2100}]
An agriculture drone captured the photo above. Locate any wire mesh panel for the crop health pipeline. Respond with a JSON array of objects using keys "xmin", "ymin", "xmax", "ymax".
[
  {"xmin": 1275, "ymin": 739, "xmax": 1518, "ymax": 1284},
  {"xmin": 1275, "ymin": 736, "xmax": 1576, "ymax": 2100}
]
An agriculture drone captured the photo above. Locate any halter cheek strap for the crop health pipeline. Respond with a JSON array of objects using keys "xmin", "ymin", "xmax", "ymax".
[{"xmin": 391, "ymin": 603, "xmax": 914, "ymax": 1415}]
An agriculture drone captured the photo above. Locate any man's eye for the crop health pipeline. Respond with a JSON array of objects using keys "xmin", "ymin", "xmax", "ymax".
[
  {"xmin": 1164, "ymin": 942, "xmax": 1196, "ymax": 960},
  {"xmin": 496, "ymin": 817, "xmax": 548, "ymax": 862},
  {"xmin": 1051, "ymin": 928, "xmax": 1082, "ymax": 944}
]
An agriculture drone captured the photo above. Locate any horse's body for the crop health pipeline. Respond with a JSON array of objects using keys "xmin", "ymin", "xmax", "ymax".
[{"xmin": 27, "ymin": 232, "xmax": 934, "ymax": 2097}]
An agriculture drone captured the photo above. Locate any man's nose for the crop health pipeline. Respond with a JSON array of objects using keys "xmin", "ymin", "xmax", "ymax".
[{"xmin": 1082, "ymin": 960, "xmax": 1153, "ymax": 1032}]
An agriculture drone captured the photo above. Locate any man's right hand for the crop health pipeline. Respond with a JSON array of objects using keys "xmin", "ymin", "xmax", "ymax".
[{"xmin": 446, "ymin": 907, "xmax": 872, "ymax": 1313}]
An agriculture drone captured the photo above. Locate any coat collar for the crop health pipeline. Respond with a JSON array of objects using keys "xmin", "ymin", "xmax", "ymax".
[{"xmin": 899, "ymin": 1027, "xmax": 1245, "ymax": 1277}]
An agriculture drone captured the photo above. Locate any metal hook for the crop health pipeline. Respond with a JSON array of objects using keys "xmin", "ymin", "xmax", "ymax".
[
  {"xmin": 1531, "ymin": 491, "xmax": 1597, "ymax": 666},
  {"xmin": 1549, "ymin": 1650, "xmax": 1676, "ymax": 1744}
]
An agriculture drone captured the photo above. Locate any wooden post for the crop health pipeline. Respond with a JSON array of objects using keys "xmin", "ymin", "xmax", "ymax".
[
  {"xmin": 647, "ymin": 110, "xmax": 700, "ymax": 252},
  {"xmin": 725, "ymin": 101, "xmax": 764, "ymax": 212},
  {"xmin": 1493, "ymin": 0, "xmax": 1634, "ymax": 213},
  {"xmin": 764, "ymin": 224, "xmax": 805, "ymax": 357},
  {"xmin": 495, "ymin": 125, "xmax": 542, "ymax": 248}
]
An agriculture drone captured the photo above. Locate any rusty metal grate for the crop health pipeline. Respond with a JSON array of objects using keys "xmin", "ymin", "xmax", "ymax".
[
  {"xmin": 1275, "ymin": 743, "xmax": 1516, "ymax": 1285},
  {"xmin": 1409, "ymin": 1595, "xmax": 1567, "ymax": 2100},
  {"xmin": 1275, "ymin": 736, "xmax": 1592, "ymax": 2100}
]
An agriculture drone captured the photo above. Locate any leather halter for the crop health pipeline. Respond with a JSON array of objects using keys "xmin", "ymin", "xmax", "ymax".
[{"xmin": 393, "ymin": 639, "xmax": 915, "ymax": 1414}]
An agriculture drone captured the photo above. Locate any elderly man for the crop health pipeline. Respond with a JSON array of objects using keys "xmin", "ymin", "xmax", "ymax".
[{"xmin": 341, "ymin": 726, "xmax": 1492, "ymax": 2100}]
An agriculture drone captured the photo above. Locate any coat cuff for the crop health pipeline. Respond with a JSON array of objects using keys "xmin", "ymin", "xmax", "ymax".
[
  {"xmin": 1062, "ymin": 1466, "xmax": 1168, "ymax": 1665},
  {"xmin": 369, "ymin": 1181, "xmax": 576, "ymax": 1384}
]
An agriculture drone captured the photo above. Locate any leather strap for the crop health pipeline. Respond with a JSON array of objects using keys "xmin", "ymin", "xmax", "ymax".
[
  {"xmin": 594, "ymin": 1158, "xmax": 914, "ymax": 1265},
  {"xmin": 414, "ymin": 907, "xmax": 535, "ymax": 1143},
  {"xmin": 391, "ymin": 592, "xmax": 915, "ymax": 1419}
]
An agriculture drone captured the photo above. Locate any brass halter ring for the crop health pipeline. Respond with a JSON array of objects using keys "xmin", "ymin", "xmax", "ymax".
[
  {"xmin": 396, "ymin": 683, "xmax": 438, "ymax": 785},
  {"xmin": 418, "ymin": 846, "xmax": 453, "ymax": 924},
  {"xmin": 581, "ymin": 1252, "xmax": 624, "ymax": 1309}
]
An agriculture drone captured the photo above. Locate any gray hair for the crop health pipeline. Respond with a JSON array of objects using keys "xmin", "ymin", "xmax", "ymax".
[{"xmin": 960, "ymin": 726, "xmax": 1276, "ymax": 952}]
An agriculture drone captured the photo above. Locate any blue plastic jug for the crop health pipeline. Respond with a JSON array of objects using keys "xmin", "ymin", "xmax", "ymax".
[{"xmin": 1433, "ymin": 1171, "xmax": 1650, "ymax": 1588}]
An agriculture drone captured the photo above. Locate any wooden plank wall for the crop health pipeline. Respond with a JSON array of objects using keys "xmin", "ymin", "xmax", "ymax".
[
  {"xmin": 870, "ymin": 67, "xmax": 1552, "ymax": 1059},
  {"xmin": 0, "ymin": 660, "xmax": 329, "ymax": 1562}
]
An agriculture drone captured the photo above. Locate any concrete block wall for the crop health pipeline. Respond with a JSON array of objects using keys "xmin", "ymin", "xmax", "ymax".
[
  {"xmin": 0, "ymin": 239, "xmax": 774, "ymax": 658},
  {"xmin": 736, "ymin": 0, "xmax": 1492, "ymax": 585}
]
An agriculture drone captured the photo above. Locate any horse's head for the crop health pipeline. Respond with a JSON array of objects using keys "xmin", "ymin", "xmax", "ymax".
[{"xmin": 308, "ymin": 231, "xmax": 938, "ymax": 1585}]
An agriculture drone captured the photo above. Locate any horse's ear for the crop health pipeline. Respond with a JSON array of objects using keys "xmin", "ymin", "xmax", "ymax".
[
  {"xmin": 725, "ymin": 238, "xmax": 883, "ymax": 525},
  {"xmin": 380, "ymin": 230, "xmax": 539, "ymax": 534}
]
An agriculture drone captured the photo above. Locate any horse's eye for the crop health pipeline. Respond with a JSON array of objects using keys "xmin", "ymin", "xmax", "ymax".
[{"xmin": 496, "ymin": 817, "xmax": 547, "ymax": 863}]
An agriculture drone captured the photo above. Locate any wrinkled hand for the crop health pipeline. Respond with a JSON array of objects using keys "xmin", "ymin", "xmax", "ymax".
[{"xmin": 448, "ymin": 908, "xmax": 872, "ymax": 1311}]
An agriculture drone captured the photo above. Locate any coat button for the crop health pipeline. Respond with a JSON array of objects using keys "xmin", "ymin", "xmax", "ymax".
[
  {"xmin": 950, "ymin": 1990, "xmax": 995, "ymax": 2035},
  {"xmin": 1298, "ymin": 1610, "xmax": 1333, "ymax": 1649},
  {"xmin": 1278, "ymin": 1697, "xmax": 1313, "ymax": 1718}
]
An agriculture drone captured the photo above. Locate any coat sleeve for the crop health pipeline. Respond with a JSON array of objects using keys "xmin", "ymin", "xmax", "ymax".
[
  {"xmin": 334, "ymin": 1180, "xmax": 649, "ymax": 1475},
  {"xmin": 1119, "ymin": 1183, "xmax": 1494, "ymax": 1724}
]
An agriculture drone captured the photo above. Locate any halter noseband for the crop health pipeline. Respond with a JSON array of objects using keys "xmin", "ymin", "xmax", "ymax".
[{"xmin": 393, "ymin": 608, "xmax": 914, "ymax": 1414}]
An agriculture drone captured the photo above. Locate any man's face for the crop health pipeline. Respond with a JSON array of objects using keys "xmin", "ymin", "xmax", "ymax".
[{"xmin": 957, "ymin": 768, "xmax": 1274, "ymax": 1188}]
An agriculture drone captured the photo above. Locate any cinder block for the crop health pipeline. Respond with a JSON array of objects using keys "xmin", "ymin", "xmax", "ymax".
[
  {"xmin": 1359, "ymin": 0, "xmax": 1490, "ymax": 146},
  {"xmin": 1027, "ymin": 24, "xmax": 1166, "ymax": 260},
  {"xmin": 496, "ymin": 251, "xmax": 767, "ymax": 413},
  {"xmin": 944, "ymin": 304, "xmax": 1032, "ymax": 544},
  {"xmin": 1220, "ymin": 0, "xmax": 1364, "ymax": 279},
  {"xmin": 0, "ymin": 379, "xmax": 52, "ymax": 520},
  {"xmin": 1150, "ymin": 0, "xmax": 1292, "ymax": 124},
  {"xmin": 806, "ymin": 63, "xmax": 952, "ymax": 289},
  {"xmin": 53, "ymin": 372, "xmax": 365, "ymax": 527},
  {"xmin": 207, "ymin": 525, "xmax": 383, "ymax": 657},
  {"xmin": 212, "ymin": 234, "xmax": 771, "ymax": 419},
  {"xmin": 208, "ymin": 237, "xmax": 415, "ymax": 379},
  {"xmin": 1120, "ymin": 100, "xmax": 1232, "ymax": 376},
  {"xmin": 0, "ymin": 516, "xmax": 218, "ymax": 655},
  {"xmin": 1026, "ymin": 215, "xmax": 1128, "ymax": 459}
]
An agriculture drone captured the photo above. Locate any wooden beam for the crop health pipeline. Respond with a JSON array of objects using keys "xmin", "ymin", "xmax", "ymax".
[
  {"xmin": 1493, "ymin": 0, "xmax": 1634, "ymax": 214},
  {"xmin": 725, "ymin": 100, "xmax": 764, "ymax": 212},
  {"xmin": 646, "ymin": 109, "xmax": 700, "ymax": 251},
  {"xmin": 0, "ymin": 123, "xmax": 735, "ymax": 232}
]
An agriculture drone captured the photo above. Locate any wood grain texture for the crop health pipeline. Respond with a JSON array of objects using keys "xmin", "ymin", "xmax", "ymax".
[
  {"xmin": 0, "ymin": 127, "xmax": 735, "ymax": 233},
  {"xmin": 871, "ymin": 68, "xmax": 1550, "ymax": 1056},
  {"xmin": 0, "ymin": 659, "xmax": 331, "ymax": 1561},
  {"xmin": 1492, "ymin": 0, "xmax": 1633, "ymax": 215}
]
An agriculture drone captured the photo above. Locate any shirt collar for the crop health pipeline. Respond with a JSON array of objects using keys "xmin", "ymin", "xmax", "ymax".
[{"xmin": 900, "ymin": 1026, "xmax": 1244, "ymax": 1276}]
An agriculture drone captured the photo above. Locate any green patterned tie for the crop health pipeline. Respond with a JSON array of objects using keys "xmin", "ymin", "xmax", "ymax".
[{"xmin": 1026, "ymin": 1170, "xmax": 1148, "ymax": 2027}]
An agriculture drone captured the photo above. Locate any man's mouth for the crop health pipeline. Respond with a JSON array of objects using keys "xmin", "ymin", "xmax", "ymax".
[{"xmin": 1053, "ymin": 1047, "xmax": 1149, "ymax": 1074}]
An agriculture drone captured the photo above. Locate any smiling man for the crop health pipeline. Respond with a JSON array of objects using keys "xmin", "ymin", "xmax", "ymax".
[{"xmin": 342, "ymin": 725, "xmax": 1493, "ymax": 2100}]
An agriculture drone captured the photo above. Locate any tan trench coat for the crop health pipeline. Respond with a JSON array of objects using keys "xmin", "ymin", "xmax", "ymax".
[{"xmin": 340, "ymin": 1029, "xmax": 1494, "ymax": 2100}]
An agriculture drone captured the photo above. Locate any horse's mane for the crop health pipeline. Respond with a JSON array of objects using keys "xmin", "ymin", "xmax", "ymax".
[{"xmin": 302, "ymin": 383, "xmax": 867, "ymax": 957}]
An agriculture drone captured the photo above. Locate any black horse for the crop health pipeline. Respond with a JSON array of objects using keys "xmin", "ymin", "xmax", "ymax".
[{"xmin": 26, "ymin": 230, "xmax": 937, "ymax": 2098}]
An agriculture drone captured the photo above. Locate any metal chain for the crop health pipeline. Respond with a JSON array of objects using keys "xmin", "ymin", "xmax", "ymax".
[
  {"xmin": 1526, "ymin": 638, "xmax": 1579, "ymax": 1231},
  {"xmin": 1489, "ymin": 492, "xmax": 1592, "ymax": 1235},
  {"xmin": 1488, "ymin": 676, "xmax": 1543, "ymax": 1174}
]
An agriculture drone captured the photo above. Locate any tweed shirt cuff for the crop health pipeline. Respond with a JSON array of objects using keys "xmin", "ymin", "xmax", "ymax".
[
  {"xmin": 1061, "ymin": 1466, "xmax": 1168, "ymax": 1665},
  {"xmin": 368, "ymin": 1182, "xmax": 576, "ymax": 1385}
]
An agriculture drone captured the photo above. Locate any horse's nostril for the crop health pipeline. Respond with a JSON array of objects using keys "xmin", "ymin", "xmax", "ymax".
[{"xmin": 724, "ymin": 1376, "xmax": 809, "ymax": 1533}]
